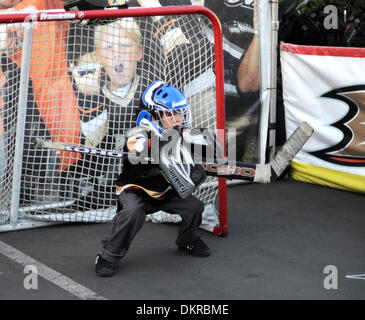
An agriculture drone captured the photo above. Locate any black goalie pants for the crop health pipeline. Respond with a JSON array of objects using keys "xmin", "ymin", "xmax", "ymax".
[{"xmin": 100, "ymin": 191, "xmax": 205, "ymax": 264}]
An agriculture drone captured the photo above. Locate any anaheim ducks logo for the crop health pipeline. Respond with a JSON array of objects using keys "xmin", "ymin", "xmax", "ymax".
[{"xmin": 310, "ymin": 85, "xmax": 365, "ymax": 167}]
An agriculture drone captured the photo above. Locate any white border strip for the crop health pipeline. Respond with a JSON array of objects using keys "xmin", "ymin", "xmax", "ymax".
[{"xmin": 0, "ymin": 240, "xmax": 107, "ymax": 300}]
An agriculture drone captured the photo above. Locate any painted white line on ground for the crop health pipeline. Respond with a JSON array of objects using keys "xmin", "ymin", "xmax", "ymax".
[{"xmin": 0, "ymin": 240, "xmax": 107, "ymax": 300}]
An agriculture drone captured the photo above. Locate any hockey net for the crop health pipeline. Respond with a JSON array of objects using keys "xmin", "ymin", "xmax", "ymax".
[{"xmin": 0, "ymin": 6, "xmax": 227, "ymax": 234}]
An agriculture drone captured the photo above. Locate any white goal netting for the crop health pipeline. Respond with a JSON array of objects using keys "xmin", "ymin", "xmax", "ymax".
[{"xmin": 0, "ymin": 9, "xmax": 224, "ymax": 229}]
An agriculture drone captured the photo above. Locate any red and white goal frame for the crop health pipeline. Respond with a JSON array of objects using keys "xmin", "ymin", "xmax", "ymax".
[{"xmin": 0, "ymin": 6, "xmax": 227, "ymax": 235}]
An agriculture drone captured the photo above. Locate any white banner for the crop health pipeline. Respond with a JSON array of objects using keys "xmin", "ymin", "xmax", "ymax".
[{"xmin": 281, "ymin": 43, "xmax": 365, "ymax": 193}]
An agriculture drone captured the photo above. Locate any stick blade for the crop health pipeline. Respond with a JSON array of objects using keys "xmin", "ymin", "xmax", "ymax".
[
  {"xmin": 33, "ymin": 138, "xmax": 46, "ymax": 149},
  {"xmin": 32, "ymin": 138, "xmax": 65, "ymax": 151},
  {"xmin": 270, "ymin": 121, "xmax": 314, "ymax": 179}
]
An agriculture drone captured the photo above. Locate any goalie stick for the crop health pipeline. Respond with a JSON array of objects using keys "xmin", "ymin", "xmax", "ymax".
[
  {"xmin": 33, "ymin": 121, "xmax": 313, "ymax": 185},
  {"xmin": 33, "ymin": 139, "xmax": 152, "ymax": 162},
  {"xmin": 203, "ymin": 121, "xmax": 314, "ymax": 183}
]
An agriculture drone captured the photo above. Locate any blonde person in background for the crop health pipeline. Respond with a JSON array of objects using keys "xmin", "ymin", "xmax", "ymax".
[
  {"xmin": 70, "ymin": 17, "xmax": 144, "ymax": 147},
  {"xmin": 66, "ymin": 17, "xmax": 147, "ymax": 210}
]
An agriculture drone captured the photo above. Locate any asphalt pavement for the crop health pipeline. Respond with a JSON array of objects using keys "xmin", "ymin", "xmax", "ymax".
[{"xmin": 0, "ymin": 180, "xmax": 365, "ymax": 300}]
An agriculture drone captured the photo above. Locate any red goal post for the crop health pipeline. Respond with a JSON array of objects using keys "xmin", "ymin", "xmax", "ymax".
[{"xmin": 0, "ymin": 6, "xmax": 227, "ymax": 235}]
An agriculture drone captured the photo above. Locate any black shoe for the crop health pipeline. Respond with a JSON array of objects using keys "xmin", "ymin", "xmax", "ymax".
[
  {"xmin": 95, "ymin": 253, "xmax": 115, "ymax": 277},
  {"xmin": 178, "ymin": 238, "xmax": 211, "ymax": 257}
]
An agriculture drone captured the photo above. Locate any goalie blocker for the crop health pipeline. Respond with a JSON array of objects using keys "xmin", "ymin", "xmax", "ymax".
[{"xmin": 34, "ymin": 122, "xmax": 314, "ymax": 199}]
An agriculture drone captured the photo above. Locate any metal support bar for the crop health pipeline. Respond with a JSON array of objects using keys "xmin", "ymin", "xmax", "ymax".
[
  {"xmin": 9, "ymin": 22, "xmax": 34, "ymax": 225},
  {"xmin": 268, "ymin": 0, "xmax": 279, "ymax": 161}
]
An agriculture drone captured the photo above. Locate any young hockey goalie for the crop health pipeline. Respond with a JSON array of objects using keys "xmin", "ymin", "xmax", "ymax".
[{"xmin": 95, "ymin": 81, "xmax": 211, "ymax": 277}]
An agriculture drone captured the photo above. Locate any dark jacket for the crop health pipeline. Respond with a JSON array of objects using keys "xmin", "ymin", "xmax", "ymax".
[{"xmin": 115, "ymin": 128, "xmax": 172, "ymax": 201}]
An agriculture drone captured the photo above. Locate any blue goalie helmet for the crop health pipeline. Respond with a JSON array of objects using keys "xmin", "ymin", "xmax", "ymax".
[{"xmin": 137, "ymin": 81, "xmax": 190, "ymax": 135}]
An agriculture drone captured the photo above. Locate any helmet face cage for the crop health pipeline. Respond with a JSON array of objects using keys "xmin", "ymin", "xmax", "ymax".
[{"xmin": 156, "ymin": 107, "xmax": 190, "ymax": 130}]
